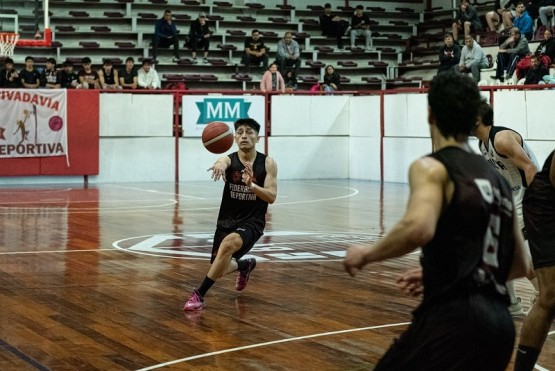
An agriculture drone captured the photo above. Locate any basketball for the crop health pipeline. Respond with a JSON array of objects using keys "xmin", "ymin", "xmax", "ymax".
[{"xmin": 202, "ymin": 121, "xmax": 234, "ymax": 154}]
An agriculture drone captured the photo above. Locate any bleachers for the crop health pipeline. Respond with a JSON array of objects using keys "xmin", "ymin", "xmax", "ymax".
[{"xmin": 0, "ymin": 0, "xmax": 473, "ymax": 90}]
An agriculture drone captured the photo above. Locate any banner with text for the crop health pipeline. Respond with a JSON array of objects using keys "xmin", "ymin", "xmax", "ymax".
[
  {"xmin": 182, "ymin": 95, "xmax": 265, "ymax": 137},
  {"xmin": 0, "ymin": 89, "xmax": 68, "ymax": 158}
]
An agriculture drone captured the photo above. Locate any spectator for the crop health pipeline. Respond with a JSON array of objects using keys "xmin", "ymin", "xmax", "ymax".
[
  {"xmin": 486, "ymin": 0, "xmax": 518, "ymax": 31},
  {"xmin": 260, "ymin": 63, "xmax": 285, "ymax": 93},
  {"xmin": 322, "ymin": 64, "xmax": 341, "ymax": 92},
  {"xmin": 516, "ymin": 28, "xmax": 555, "ymax": 79},
  {"xmin": 457, "ymin": 36, "xmax": 489, "ymax": 82},
  {"xmin": 188, "ymin": 12, "xmax": 212, "ymax": 64},
  {"xmin": 60, "ymin": 60, "xmax": 80, "ymax": 89},
  {"xmin": 501, "ymin": 0, "xmax": 522, "ymax": 29},
  {"xmin": 243, "ymin": 29, "xmax": 269, "ymax": 74},
  {"xmin": 152, "ymin": 9, "xmax": 181, "ymax": 63},
  {"xmin": 283, "ymin": 68, "xmax": 298, "ymax": 91},
  {"xmin": 438, "ymin": 32, "xmax": 461, "ymax": 74},
  {"xmin": 320, "ymin": 3, "xmax": 349, "ymax": 49},
  {"xmin": 19, "ymin": 56, "xmax": 40, "ymax": 89},
  {"xmin": 119, "ymin": 57, "xmax": 138, "ymax": 89},
  {"xmin": 276, "ymin": 32, "xmax": 301, "ymax": 76},
  {"xmin": 524, "ymin": 54, "xmax": 549, "ymax": 83},
  {"xmin": 78, "ymin": 57, "xmax": 100, "ymax": 89},
  {"xmin": 452, "ymin": 0, "xmax": 483, "ymax": 43},
  {"xmin": 350, "ymin": 5, "xmax": 372, "ymax": 50},
  {"xmin": 512, "ymin": 2, "xmax": 534, "ymax": 40},
  {"xmin": 98, "ymin": 59, "xmax": 121, "ymax": 90},
  {"xmin": 0, "ymin": 57, "xmax": 20, "ymax": 88},
  {"xmin": 491, "ymin": 27, "xmax": 530, "ymax": 82},
  {"xmin": 40, "ymin": 58, "xmax": 61, "ymax": 89},
  {"xmin": 137, "ymin": 58, "xmax": 160, "ymax": 89},
  {"xmin": 538, "ymin": 3, "xmax": 555, "ymax": 28}
]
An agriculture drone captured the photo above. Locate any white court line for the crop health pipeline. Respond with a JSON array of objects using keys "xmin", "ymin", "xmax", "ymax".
[
  {"xmin": 135, "ymin": 321, "xmax": 411, "ymax": 371},
  {"xmin": 107, "ymin": 184, "xmax": 207, "ymax": 200},
  {"xmin": 0, "ymin": 248, "xmax": 117, "ymax": 256}
]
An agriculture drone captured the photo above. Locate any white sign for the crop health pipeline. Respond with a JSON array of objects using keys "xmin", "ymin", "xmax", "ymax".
[{"xmin": 182, "ymin": 95, "xmax": 266, "ymax": 137}]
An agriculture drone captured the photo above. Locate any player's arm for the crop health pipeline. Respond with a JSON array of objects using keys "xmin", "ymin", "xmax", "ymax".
[
  {"xmin": 208, "ymin": 156, "xmax": 231, "ymax": 181},
  {"xmin": 495, "ymin": 131, "xmax": 538, "ymax": 185},
  {"xmin": 508, "ymin": 213, "xmax": 534, "ymax": 280},
  {"xmin": 250, "ymin": 156, "xmax": 277, "ymax": 204},
  {"xmin": 344, "ymin": 157, "xmax": 447, "ymax": 276}
]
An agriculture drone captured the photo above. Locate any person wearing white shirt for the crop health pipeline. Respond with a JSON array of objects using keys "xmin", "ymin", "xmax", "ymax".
[{"xmin": 137, "ymin": 59, "xmax": 161, "ymax": 89}]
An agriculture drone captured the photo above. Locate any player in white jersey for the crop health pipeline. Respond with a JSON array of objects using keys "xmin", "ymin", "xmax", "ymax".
[{"xmin": 474, "ymin": 100, "xmax": 539, "ymax": 315}]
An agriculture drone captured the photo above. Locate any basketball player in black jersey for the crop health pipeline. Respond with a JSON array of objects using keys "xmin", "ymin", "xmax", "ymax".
[
  {"xmin": 343, "ymin": 72, "xmax": 532, "ymax": 370},
  {"xmin": 184, "ymin": 118, "xmax": 278, "ymax": 311},
  {"xmin": 515, "ymin": 149, "xmax": 555, "ymax": 371}
]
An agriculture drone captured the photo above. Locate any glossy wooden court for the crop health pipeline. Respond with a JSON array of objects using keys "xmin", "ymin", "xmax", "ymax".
[{"xmin": 0, "ymin": 180, "xmax": 553, "ymax": 370}]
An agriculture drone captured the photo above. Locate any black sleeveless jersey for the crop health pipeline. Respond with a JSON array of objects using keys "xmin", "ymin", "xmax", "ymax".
[
  {"xmin": 216, "ymin": 151, "xmax": 268, "ymax": 233},
  {"xmin": 524, "ymin": 150, "xmax": 555, "ymax": 239},
  {"xmin": 420, "ymin": 147, "xmax": 515, "ymax": 309},
  {"xmin": 102, "ymin": 68, "xmax": 116, "ymax": 85}
]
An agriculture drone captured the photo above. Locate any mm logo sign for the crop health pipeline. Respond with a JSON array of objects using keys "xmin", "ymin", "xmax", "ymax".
[{"xmin": 195, "ymin": 98, "xmax": 252, "ymax": 124}]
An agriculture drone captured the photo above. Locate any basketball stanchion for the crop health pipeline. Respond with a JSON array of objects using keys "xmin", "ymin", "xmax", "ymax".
[{"xmin": 0, "ymin": 33, "xmax": 19, "ymax": 57}]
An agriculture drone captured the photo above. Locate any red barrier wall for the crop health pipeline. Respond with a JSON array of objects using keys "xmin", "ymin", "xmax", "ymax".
[{"xmin": 0, "ymin": 89, "xmax": 99, "ymax": 177}]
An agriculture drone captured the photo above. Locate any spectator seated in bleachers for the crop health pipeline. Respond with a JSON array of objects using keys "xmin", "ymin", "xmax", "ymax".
[
  {"xmin": 516, "ymin": 27, "xmax": 555, "ymax": 79},
  {"xmin": 523, "ymin": 54, "xmax": 549, "ymax": 83},
  {"xmin": 20, "ymin": 56, "xmax": 41, "ymax": 89},
  {"xmin": 491, "ymin": 27, "xmax": 530, "ymax": 82},
  {"xmin": 188, "ymin": 12, "xmax": 213, "ymax": 64},
  {"xmin": 119, "ymin": 57, "xmax": 138, "ymax": 90},
  {"xmin": 99, "ymin": 59, "xmax": 122, "ymax": 90},
  {"xmin": 320, "ymin": 3, "xmax": 349, "ymax": 49},
  {"xmin": 60, "ymin": 61, "xmax": 80, "ymax": 89},
  {"xmin": 438, "ymin": 32, "xmax": 461, "ymax": 74},
  {"xmin": 486, "ymin": 0, "xmax": 517, "ymax": 32},
  {"xmin": 350, "ymin": 5, "xmax": 372, "ymax": 50},
  {"xmin": 242, "ymin": 29, "xmax": 269, "ymax": 74},
  {"xmin": 78, "ymin": 57, "xmax": 100, "ymax": 89},
  {"xmin": 276, "ymin": 32, "xmax": 301, "ymax": 76},
  {"xmin": 510, "ymin": 2, "xmax": 534, "ymax": 40},
  {"xmin": 283, "ymin": 68, "xmax": 298, "ymax": 91},
  {"xmin": 0, "ymin": 57, "xmax": 20, "ymax": 88},
  {"xmin": 457, "ymin": 36, "xmax": 489, "ymax": 83},
  {"xmin": 322, "ymin": 64, "xmax": 341, "ymax": 92},
  {"xmin": 40, "ymin": 57, "xmax": 61, "ymax": 89},
  {"xmin": 138, "ymin": 59, "xmax": 161, "ymax": 90},
  {"xmin": 152, "ymin": 9, "xmax": 181, "ymax": 63},
  {"xmin": 452, "ymin": 0, "xmax": 483, "ymax": 43},
  {"xmin": 260, "ymin": 63, "xmax": 285, "ymax": 93}
]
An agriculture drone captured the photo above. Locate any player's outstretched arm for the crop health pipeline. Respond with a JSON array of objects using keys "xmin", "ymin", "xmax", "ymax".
[{"xmin": 208, "ymin": 156, "xmax": 231, "ymax": 181}]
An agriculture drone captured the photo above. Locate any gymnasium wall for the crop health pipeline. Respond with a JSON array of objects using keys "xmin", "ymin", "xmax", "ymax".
[{"xmin": 0, "ymin": 89, "xmax": 554, "ymax": 185}]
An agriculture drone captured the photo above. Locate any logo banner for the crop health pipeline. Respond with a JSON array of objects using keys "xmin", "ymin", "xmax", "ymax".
[
  {"xmin": 182, "ymin": 95, "xmax": 265, "ymax": 137},
  {"xmin": 0, "ymin": 89, "xmax": 68, "ymax": 159}
]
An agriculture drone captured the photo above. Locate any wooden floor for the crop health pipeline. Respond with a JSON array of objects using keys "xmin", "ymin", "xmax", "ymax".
[{"xmin": 0, "ymin": 180, "xmax": 553, "ymax": 371}]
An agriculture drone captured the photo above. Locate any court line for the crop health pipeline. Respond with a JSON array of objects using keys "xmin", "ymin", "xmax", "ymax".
[
  {"xmin": 0, "ymin": 248, "xmax": 117, "ymax": 255},
  {"xmin": 135, "ymin": 321, "xmax": 411, "ymax": 370},
  {"xmin": 0, "ymin": 338, "xmax": 49, "ymax": 371}
]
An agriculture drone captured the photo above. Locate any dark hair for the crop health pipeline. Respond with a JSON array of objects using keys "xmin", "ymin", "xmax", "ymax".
[
  {"xmin": 82, "ymin": 57, "xmax": 91, "ymax": 64},
  {"xmin": 252, "ymin": 29, "xmax": 259, "ymax": 35},
  {"xmin": 47, "ymin": 57, "xmax": 56, "ymax": 65},
  {"xmin": 25, "ymin": 56, "xmax": 34, "ymax": 62},
  {"xmin": 142, "ymin": 58, "xmax": 152, "ymax": 66},
  {"xmin": 324, "ymin": 3, "xmax": 331, "ymax": 8},
  {"xmin": 63, "ymin": 60, "xmax": 73, "ymax": 67},
  {"xmin": 5, "ymin": 57, "xmax": 14, "ymax": 64},
  {"xmin": 428, "ymin": 72, "xmax": 481, "ymax": 138},
  {"xmin": 234, "ymin": 118, "xmax": 261, "ymax": 133},
  {"xmin": 103, "ymin": 59, "xmax": 113, "ymax": 65},
  {"xmin": 125, "ymin": 57, "xmax": 134, "ymax": 63},
  {"xmin": 355, "ymin": 5, "xmax": 364, "ymax": 10},
  {"xmin": 478, "ymin": 99, "xmax": 494, "ymax": 127},
  {"xmin": 444, "ymin": 32, "xmax": 454, "ymax": 39},
  {"xmin": 325, "ymin": 64, "xmax": 335, "ymax": 74}
]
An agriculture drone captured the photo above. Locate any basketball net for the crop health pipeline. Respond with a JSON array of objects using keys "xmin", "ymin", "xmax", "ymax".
[{"xmin": 0, "ymin": 33, "xmax": 19, "ymax": 57}]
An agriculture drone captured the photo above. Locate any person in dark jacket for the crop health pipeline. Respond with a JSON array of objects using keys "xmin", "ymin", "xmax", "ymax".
[
  {"xmin": 524, "ymin": 54, "xmax": 549, "ymax": 83},
  {"xmin": 322, "ymin": 64, "xmax": 341, "ymax": 91},
  {"xmin": 438, "ymin": 33, "xmax": 461, "ymax": 73},
  {"xmin": 188, "ymin": 12, "xmax": 212, "ymax": 64},
  {"xmin": 152, "ymin": 9, "xmax": 181, "ymax": 62},
  {"xmin": 452, "ymin": 0, "xmax": 483, "ymax": 43}
]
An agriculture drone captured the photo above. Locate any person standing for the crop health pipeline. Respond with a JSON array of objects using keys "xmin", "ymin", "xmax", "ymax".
[
  {"xmin": 152, "ymin": 9, "xmax": 181, "ymax": 63},
  {"xmin": 343, "ymin": 72, "xmax": 532, "ymax": 370},
  {"xmin": 184, "ymin": 118, "xmax": 278, "ymax": 311},
  {"xmin": 514, "ymin": 149, "xmax": 555, "ymax": 371},
  {"xmin": 438, "ymin": 33, "xmax": 461, "ymax": 74},
  {"xmin": 474, "ymin": 100, "xmax": 540, "ymax": 315}
]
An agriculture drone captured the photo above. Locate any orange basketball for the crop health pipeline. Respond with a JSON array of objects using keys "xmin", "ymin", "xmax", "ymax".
[{"xmin": 202, "ymin": 121, "xmax": 234, "ymax": 154}]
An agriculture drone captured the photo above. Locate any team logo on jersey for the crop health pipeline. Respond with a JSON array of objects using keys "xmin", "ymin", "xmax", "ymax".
[{"xmin": 112, "ymin": 231, "xmax": 381, "ymax": 261}]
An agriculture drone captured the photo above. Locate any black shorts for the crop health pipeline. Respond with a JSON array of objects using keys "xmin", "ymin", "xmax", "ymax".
[
  {"xmin": 528, "ymin": 233, "xmax": 555, "ymax": 270},
  {"xmin": 210, "ymin": 225, "xmax": 262, "ymax": 263},
  {"xmin": 375, "ymin": 293, "xmax": 514, "ymax": 371}
]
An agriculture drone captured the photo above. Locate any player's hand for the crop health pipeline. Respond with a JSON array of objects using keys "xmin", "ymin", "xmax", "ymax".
[
  {"xmin": 343, "ymin": 245, "xmax": 368, "ymax": 277},
  {"xmin": 241, "ymin": 162, "xmax": 254, "ymax": 186},
  {"xmin": 397, "ymin": 268, "xmax": 423, "ymax": 297},
  {"xmin": 208, "ymin": 162, "xmax": 227, "ymax": 181}
]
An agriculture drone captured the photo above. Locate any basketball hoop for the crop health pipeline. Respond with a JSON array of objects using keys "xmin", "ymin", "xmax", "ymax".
[{"xmin": 0, "ymin": 33, "xmax": 19, "ymax": 57}]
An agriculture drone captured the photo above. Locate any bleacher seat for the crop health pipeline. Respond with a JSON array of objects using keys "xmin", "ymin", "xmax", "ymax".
[
  {"xmin": 246, "ymin": 3, "xmax": 265, "ymax": 9},
  {"xmin": 339, "ymin": 61, "xmax": 358, "ymax": 67},
  {"xmin": 80, "ymin": 41, "xmax": 100, "ymax": 48},
  {"xmin": 92, "ymin": 26, "xmax": 111, "ymax": 32},
  {"xmin": 69, "ymin": 11, "xmax": 89, "ymax": 17},
  {"xmin": 104, "ymin": 12, "xmax": 124, "ymax": 18}
]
